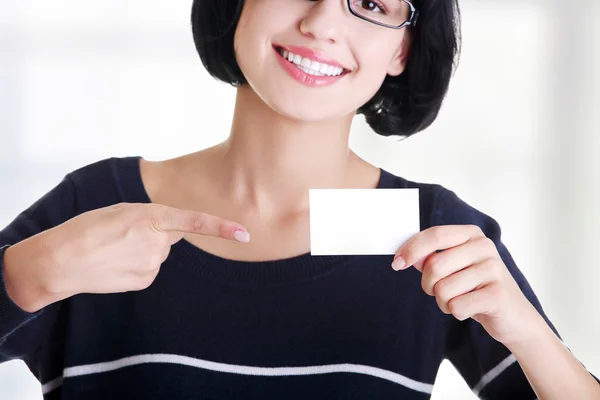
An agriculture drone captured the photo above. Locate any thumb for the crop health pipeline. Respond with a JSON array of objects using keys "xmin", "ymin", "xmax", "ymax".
[{"xmin": 166, "ymin": 230, "xmax": 186, "ymax": 246}]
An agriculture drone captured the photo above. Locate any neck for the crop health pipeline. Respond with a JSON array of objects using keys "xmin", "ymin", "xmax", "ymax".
[{"xmin": 209, "ymin": 85, "xmax": 368, "ymax": 216}]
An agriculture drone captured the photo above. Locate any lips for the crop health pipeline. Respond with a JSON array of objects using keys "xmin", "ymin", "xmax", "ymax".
[
  {"xmin": 275, "ymin": 47, "xmax": 345, "ymax": 77},
  {"xmin": 273, "ymin": 45, "xmax": 349, "ymax": 87},
  {"xmin": 273, "ymin": 44, "xmax": 350, "ymax": 72}
]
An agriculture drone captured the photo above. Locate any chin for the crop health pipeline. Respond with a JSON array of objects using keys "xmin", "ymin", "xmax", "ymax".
[
  {"xmin": 256, "ymin": 84, "xmax": 354, "ymax": 122},
  {"xmin": 273, "ymin": 99, "xmax": 349, "ymax": 122}
]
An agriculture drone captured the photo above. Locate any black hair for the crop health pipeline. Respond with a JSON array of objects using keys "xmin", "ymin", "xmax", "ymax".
[{"xmin": 191, "ymin": 0, "xmax": 461, "ymax": 139}]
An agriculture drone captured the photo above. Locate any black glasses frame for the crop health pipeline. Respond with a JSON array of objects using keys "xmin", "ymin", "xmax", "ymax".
[{"xmin": 347, "ymin": 0, "xmax": 419, "ymax": 29}]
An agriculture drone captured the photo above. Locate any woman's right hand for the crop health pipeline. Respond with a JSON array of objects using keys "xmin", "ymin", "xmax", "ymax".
[{"xmin": 3, "ymin": 202, "xmax": 250, "ymax": 312}]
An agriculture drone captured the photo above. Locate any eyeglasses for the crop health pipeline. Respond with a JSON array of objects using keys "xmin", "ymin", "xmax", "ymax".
[{"xmin": 347, "ymin": 0, "xmax": 419, "ymax": 30}]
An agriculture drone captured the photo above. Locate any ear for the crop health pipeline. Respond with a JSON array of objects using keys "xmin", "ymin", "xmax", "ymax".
[{"xmin": 387, "ymin": 33, "xmax": 413, "ymax": 76}]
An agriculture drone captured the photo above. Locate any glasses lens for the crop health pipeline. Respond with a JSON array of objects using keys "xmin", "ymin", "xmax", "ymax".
[{"xmin": 350, "ymin": 0, "xmax": 411, "ymax": 27}]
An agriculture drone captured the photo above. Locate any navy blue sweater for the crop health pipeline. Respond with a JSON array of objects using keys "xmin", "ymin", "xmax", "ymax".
[{"xmin": 0, "ymin": 156, "xmax": 596, "ymax": 399}]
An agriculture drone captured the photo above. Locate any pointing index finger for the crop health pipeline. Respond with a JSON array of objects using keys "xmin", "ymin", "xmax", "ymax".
[{"xmin": 152, "ymin": 204, "xmax": 250, "ymax": 242}]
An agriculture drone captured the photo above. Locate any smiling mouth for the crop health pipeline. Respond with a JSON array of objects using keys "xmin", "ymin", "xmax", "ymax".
[{"xmin": 274, "ymin": 46, "xmax": 349, "ymax": 78}]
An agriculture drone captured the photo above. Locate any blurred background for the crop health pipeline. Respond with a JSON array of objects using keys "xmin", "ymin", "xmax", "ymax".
[{"xmin": 0, "ymin": 0, "xmax": 598, "ymax": 398}]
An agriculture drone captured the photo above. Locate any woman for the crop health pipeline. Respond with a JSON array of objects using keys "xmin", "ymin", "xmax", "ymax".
[{"xmin": 1, "ymin": 0, "xmax": 598, "ymax": 398}]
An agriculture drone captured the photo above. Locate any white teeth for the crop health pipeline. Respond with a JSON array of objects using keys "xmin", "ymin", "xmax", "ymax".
[
  {"xmin": 278, "ymin": 48, "xmax": 344, "ymax": 77},
  {"xmin": 299, "ymin": 66, "xmax": 325, "ymax": 76}
]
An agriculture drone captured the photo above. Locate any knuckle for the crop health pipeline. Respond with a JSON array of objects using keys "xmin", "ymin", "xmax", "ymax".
[
  {"xmin": 136, "ymin": 202, "xmax": 155, "ymax": 217},
  {"xmin": 488, "ymin": 260, "xmax": 504, "ymax": 281},
  {"xmin": 447, "ymin": 298, "xmax": 464, "ymax": 320},
  {"xmin": 478, "ymin": 258, "xmax": 501, "ymax": 282},
  {"xmin": 425, "ymin": 255, "xmax": 444, "ymax": 280},
  {"xmin": 189, "ymin": 215, "xmax": 205, "ymax": 233},
  {"xmin": 482, "ymin": 237, "xmax": 497, "ymax": 253},
  {"xmin": 219, "ymin": 223, "xmax": 232, "ymax": 239},
  {"xmin": 435, "ymin": 295, "xmax": 451, "ymax": 315},
  {"xmin": 434, "ymin": 280, "xmax": 450, "ymax": 302},
  {"xmin": 471, "ymin": 224, "xmax": 483, "ymax": 235}
]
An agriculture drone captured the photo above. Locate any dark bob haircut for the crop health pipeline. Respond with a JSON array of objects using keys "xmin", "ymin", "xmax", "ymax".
[{"xmin": 191, "ymin": 0, "xmax": 461, "ymax": 139}]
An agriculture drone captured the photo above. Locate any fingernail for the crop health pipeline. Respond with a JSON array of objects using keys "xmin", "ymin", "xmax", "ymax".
[
  {"xmin": 391, "ymin": 256, "xmax": 406, "ymax": 271},
  {"xmin": 233, "ymin": 230, "xmax": 250, "ymax": 243}
]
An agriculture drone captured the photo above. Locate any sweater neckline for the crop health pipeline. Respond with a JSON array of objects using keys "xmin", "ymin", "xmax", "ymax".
[{"xmin": 117, "ymin": 155, "xmax": 398, "ymax": 285}]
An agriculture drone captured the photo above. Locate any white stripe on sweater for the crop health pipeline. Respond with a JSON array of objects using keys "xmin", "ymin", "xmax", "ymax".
[
  {"xmin": 472, "ymin": 338, "xmax": 578, "ymax": 396},
  {"xmin": 472, "ymin": 353, "xmax": 517, "ymax": 395},
  {"xmin": 42, "ymin": 353, "xmax": 435, "ymax": 395}
]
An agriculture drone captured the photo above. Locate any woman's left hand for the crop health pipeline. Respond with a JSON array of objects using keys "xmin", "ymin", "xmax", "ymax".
[{"xmin": 391, "ymin": 224, "xmax": 545, "ymax": 348}]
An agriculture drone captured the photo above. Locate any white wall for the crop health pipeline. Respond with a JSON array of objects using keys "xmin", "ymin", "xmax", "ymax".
[{"xmin": 0, "ymin": 0, "xmax": 598, "ymax": 398}]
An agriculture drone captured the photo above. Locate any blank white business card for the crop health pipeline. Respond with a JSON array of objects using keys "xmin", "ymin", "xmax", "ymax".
[{"xmin": 309, "ymin": 188, "xmax": 420, "ymax": 256}]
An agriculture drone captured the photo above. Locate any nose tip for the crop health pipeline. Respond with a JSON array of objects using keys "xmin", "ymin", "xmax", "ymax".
[
  {"xmin": 299, "ymin": 1, "xmax": 345, "ymax": 45},
  {"xmin": 300, "ymin": 20, "xmax": 340, "ymax": 45}
]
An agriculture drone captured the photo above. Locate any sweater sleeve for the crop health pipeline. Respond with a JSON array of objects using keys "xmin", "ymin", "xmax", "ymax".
[
  {"xmin": 0, "ymin": 174, "xmax": 78, "ymax": 365},
  {"xmin": 432, "ymin": 186, "xmax": 600, "ymax": 398}
]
